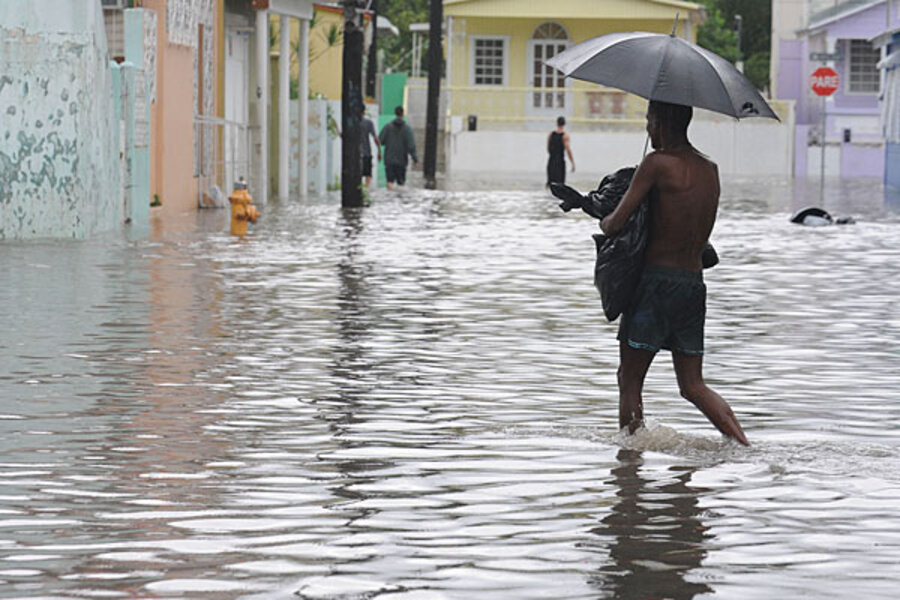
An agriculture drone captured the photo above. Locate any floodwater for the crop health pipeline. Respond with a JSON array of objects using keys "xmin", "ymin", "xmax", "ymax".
[{"xmin": 1, "ymin": 176, "xmax": 900, "ymax": 599}]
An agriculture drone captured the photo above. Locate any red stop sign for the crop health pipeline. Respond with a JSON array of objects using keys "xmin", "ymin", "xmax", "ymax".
[{"xmin": 810, "ymin": 66, "xmax": 840, "ymax": 96}]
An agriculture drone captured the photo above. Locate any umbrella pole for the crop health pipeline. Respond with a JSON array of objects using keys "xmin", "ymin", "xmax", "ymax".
[{"xmin": 642, "ymin": 134, "xmax": 650, "ymax": 159}]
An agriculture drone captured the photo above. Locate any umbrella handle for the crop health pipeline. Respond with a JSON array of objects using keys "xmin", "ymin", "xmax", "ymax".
[{"xmin": 642, "ymin": 134, "xmax": 650, "ymax": 159}]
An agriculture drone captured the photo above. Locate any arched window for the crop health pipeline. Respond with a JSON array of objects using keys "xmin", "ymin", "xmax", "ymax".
[
  {"xmin": 533, "ymin": 22, "xmax": 568, "ymax": 41},
  {"xmin": 531, "ymin": 22, "xmax": 569, "ymax": 109}
]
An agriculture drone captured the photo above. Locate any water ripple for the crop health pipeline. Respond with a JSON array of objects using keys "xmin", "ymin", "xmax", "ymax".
[{"xmin": 1, "ymin": 179, "xmax": 899, "ymax": 598}]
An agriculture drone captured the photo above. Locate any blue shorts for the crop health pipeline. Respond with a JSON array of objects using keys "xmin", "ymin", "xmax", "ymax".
[{"xmin": 617, "ymin": 265, "xmax": 706, "ymax": 356}]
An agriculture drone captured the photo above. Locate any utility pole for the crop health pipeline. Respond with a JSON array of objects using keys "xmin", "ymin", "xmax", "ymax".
[
  {"xmin": 423, "ymin": 0, "xmax": 442, "ymax": 189},
  {"xmin": 365, "ymin": 0, "xmax": 378, "ymax": 100},
  {"xmin": 341, "ymin": 0, "xmax": 364, "ymax": 207}
]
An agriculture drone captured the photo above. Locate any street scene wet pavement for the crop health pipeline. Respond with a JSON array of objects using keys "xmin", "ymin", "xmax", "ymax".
[{"xmin": 2, "ymin": 176, "xmax": 900, "ymax": 599}]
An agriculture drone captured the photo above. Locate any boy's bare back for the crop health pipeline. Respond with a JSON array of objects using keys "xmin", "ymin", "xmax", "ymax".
[{"xmin": 643, "ymin": 147, "xmax": 720, "ymax": 271}]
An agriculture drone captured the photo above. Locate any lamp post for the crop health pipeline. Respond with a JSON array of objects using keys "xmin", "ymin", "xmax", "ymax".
[{"xmin": 734, "ymin": 14, "xmax": 743, "ymax": 73}]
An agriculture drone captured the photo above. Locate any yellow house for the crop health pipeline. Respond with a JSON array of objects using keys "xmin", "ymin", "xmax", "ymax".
[
  {"xmin": 271, "ymin": 3, "xmax": 373, "ymax": 100},
  {"xmin": 308, "ymin": 4, "xmax": 348, "ymax": 99},
  {"xmin": 442, "ymin": 0, "xmax": 705, "ymax": 127}
]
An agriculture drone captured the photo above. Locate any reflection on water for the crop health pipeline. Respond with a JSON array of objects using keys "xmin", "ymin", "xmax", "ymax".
[
  {"xmin": 589, "ymin": 450, "xmax": 711, "ymax": 600},
  {"xmin": 1, "ymin": 177, "xmax": 900, "ymax": 599}
]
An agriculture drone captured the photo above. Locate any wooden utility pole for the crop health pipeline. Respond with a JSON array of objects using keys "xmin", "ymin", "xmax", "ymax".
[
  {"xmin": 365, "ymin": 0, "xmax": 378, "ymax": 100},
  {"xmin": 423, "ymin": 0, "xmax": 442, "ymax": 189},
  {"xmin": 341, "ymin": 1, "xmax": 364, "ymax": 207}
]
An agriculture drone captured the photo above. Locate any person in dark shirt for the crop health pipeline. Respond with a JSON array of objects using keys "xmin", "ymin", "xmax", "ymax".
[
  {"xmin": 547, "ymin": 116, "xmax": 575, "ymax": 187},
  {"xmin": 378, "ymin": 106, "xmax": 418, "ymax": 189}
]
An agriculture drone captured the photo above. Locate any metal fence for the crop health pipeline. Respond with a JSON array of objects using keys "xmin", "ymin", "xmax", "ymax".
[{"xmin": 194, "ymin": 115, "xmax": 254, "ymax": 208}]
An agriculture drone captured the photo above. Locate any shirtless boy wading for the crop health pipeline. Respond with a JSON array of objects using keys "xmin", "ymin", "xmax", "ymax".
[{"xmin": 601, "ymin": 100, "xmax": 749, "ymax": 446}]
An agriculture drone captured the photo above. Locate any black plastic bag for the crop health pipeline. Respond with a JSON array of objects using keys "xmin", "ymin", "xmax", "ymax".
[
  {"xmin": 550, "ymin": 167, "xmax": 718, "ymax": 322},
  {"xmin": 587, "ymin": 168, "xmax": 648, "ymax": 321}
]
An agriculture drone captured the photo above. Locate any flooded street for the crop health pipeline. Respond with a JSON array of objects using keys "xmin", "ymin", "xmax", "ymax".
[{"xmin": 2, "ymin": 177, "xmax": 900, "ymax": 599}]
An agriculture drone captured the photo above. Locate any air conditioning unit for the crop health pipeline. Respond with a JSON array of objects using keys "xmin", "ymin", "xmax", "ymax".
[{"xmin": 101, "ymin": 0, "xmax": 125, "ymax": 9}]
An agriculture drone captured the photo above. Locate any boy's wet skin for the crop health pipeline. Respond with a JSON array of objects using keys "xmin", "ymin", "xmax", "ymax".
[{"xmin": 601, "ymin": 101, "xmax": 749, "ymax": 446}]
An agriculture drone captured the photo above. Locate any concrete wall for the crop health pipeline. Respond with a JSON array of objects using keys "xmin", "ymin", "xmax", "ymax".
[
  {"xmin": 0, "ymin": 0, "xmax": 121, "ymax": 240},
  {"xmin": 448, "ymin": 108, "xmax": 797, "ymax": 179}
]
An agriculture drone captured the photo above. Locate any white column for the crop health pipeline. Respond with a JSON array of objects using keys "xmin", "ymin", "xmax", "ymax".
[
  {"xmin": 298, "ymin": 17, "xmax": 310, "ymax": 196},
  {"xmin": 445, "ymin": 16, "xmax": 454, "ymax": 174},
  {"xmin": 255, "ymin": 9, "xmax": 269, "ymax": 205},
  {"xmin": 279, "ymin": 15, "xmax": 290, "ymax": 200}
]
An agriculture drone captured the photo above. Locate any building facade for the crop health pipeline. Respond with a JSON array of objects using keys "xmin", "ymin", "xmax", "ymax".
[
  {"xmin": 419, "ymin": 0, "xmax": 793, "ymax": 181},
  {"xmin": 1, "ymin": 0, "xmax": 121, "ymax": 239},
  {"xmin": 871, "ymin": 1, "xmax": 900, "ymax": 190},
  {"xmin": 772, "ymin": 0, "xmax": 893, "ymax": 179}
]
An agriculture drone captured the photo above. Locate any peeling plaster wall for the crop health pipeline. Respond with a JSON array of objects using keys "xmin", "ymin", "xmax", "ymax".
[{"xmin": 0, "ymin": 1, "xmax": 120, "ymax": 240}]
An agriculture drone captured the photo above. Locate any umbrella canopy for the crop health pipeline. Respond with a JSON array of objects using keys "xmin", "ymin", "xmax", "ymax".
[{"xmin": 545, "ymin": 32, "xmax": 778, "ymax": 120}]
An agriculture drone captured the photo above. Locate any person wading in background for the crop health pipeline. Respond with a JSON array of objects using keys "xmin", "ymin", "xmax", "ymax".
[
  {"xmin": 547, "ymin": 116, "xmax": 575, "ymax": 187},
  {"xmin": 360, "ymin": 106, "xmax": 381, "ymax": 189},
  {"xmin": 379, "ymin": 106, "xmax": 418, "ymax": 190}
]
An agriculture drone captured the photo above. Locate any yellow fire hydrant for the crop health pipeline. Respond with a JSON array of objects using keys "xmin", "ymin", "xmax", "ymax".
[{"xmin": 229, "ymin": 177, "xmax": 260, "ymax": 236}]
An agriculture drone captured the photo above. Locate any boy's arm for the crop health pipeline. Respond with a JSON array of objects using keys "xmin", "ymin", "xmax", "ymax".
[
  {"xmin": 601, "ymin": 154, "xmax": 657, "ymax": 236},
  {"xmin": 407, "ymin": 127, "xmax": 418, "ymax": 164},
  {"xmin": 370, "ymin": 123, "xmax": 381, "ymax": 159}
]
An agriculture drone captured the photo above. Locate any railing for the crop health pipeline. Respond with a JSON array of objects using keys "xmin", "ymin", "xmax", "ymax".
[
  {"xmin": 406, "ymin": 81, "xmax": 793, "ymax": 131},
  {"xmin": 406, "ymin": 82, "xmax": 649, "ymax": 130},
  {"xmin": 194, "ymin": 115, "xmax": 253, "ymax": 208}
]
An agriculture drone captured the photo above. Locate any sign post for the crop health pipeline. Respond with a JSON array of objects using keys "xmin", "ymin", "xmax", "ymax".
[{"xmin": 810, "ymin": 66, "xmax": 839, "ymax": 204}]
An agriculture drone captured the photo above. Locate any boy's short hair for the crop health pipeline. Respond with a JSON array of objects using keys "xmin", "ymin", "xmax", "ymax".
[
  {"xmin": 557, "ymin": 116, "xmax": 566, "ymax": 127},
  {"xmin": 395, "ymin": 106, "xmax": 404, "ymax": 117},
  {"xmin": 648, "ymin": 100, "xmax": 693, "ymax": 134}
]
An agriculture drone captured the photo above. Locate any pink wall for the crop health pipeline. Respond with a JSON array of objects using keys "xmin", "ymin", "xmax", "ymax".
[{"xmin": 145, "ymin": 0, "xmax": 200, "ymax": 216}]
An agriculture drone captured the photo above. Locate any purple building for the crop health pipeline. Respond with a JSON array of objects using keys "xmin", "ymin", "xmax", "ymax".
[
  {"xmin": 872, "ymin": 5, "xmax": 900, "ymax": 191},
  {"xmin": 774, "ymin": 0, "xmax": 894, "ymax": 179}
]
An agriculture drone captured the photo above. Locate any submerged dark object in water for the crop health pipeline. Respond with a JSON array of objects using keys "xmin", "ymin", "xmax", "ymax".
[{"xmin": 790, "ymin": 206, "xmax": 856, "ymax": 226}]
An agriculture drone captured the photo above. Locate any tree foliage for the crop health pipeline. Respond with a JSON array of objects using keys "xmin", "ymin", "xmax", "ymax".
[
  {"xmin": 379, "ymin": 0, "xmax": 430, "ymax": 73},
  {"xmin": 696, "ymin": 0, "xmax": 771, "ymax": 92},
  {"xmin": 697, "ymin": 4, "xmax": 740, "ymax": 64}
]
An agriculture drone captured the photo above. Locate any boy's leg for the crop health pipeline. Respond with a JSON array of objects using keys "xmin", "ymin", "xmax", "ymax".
[
  {"xmin": 618, "ymin": 341, "xmax": 656, "ymax": 433},
  {"xmin": 672, "ymin": 352, "xmax": 749, "ymax": 445}
]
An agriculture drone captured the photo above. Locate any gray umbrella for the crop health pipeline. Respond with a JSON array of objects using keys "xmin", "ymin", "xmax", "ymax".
[{"xmin": 544, "ymin": 31, "xmax": 778, "ymax": 120}]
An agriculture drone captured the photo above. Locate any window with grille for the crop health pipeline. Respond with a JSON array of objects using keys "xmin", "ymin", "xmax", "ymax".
[
  {"xmin": 103, "ymin": 8, "xmax": 125, "ymax": 61},
  {"xmin": 533, "ymin": 22, "xmax": 567, "ymax": 41},
  {"xmin": 531, "ymin": 22, "xmax": 568, "ymax": 109},
  {"xmin": 472, "ymin": 37, "xmax": 506, "ymax": 86},
  {"xmin": 847, "ymin": 39, "xmax": 880, "ymax": 94}
]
